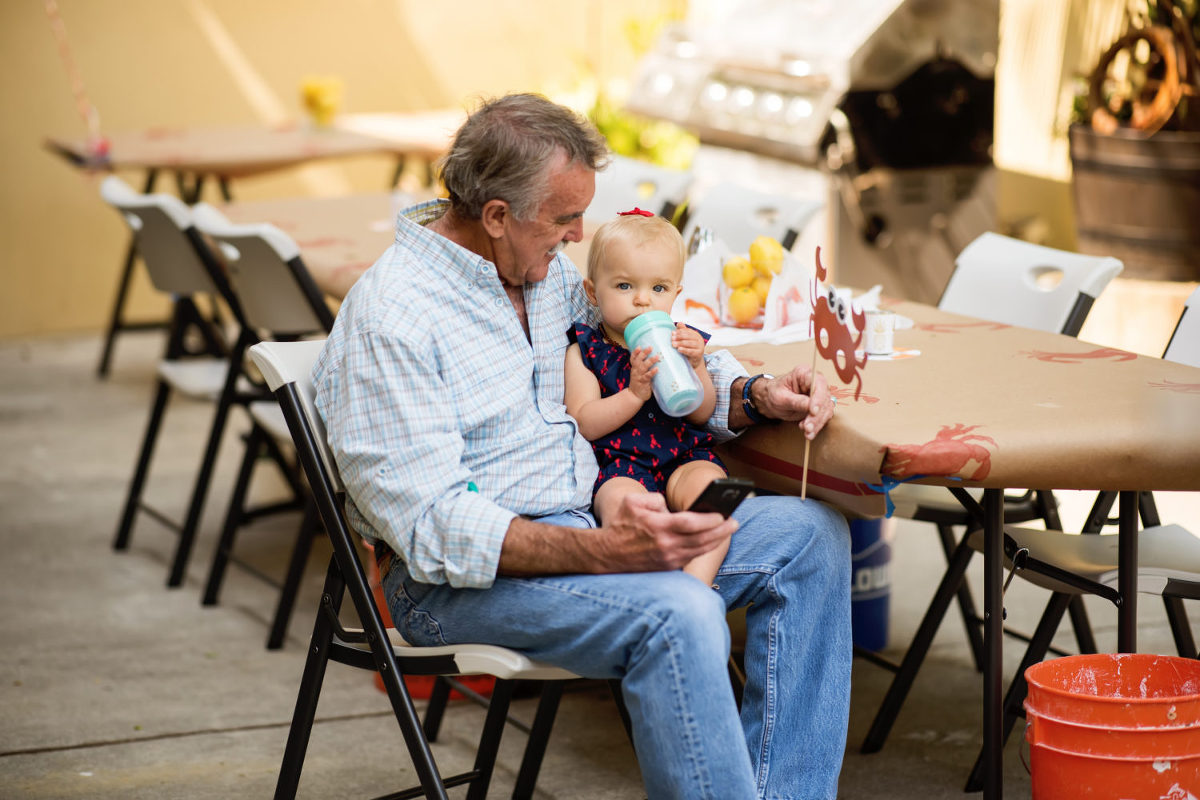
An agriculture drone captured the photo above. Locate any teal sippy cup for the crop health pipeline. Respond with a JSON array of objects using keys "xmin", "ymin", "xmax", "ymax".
[{"xmin": 622, "ymin": 311, "xmax": 703, "ymax": 417}]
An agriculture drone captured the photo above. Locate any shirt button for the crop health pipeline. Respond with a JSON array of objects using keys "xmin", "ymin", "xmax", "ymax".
[{"xmin": 494, "ymin": 297, "xmax": 504, "ymax": 306}]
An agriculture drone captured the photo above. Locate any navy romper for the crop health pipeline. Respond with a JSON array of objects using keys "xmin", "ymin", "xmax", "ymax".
[{"xmin": 569, "ymin": 321, "xmax": 724, "ymax": 497}]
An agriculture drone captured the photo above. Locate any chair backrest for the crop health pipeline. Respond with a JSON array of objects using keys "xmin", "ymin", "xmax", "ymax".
[
  {"xmin": 193, "ymin": 204, "xmax": 335, "ymax": 337},
  {"xmin": 250, "ymin": 340, "xmax": 341, "ymax": 491},
  {"xmin": 586, "ymin": 153, "xmax": 692, "ymax": 223},
  {"xmin": 1163, "ymin": 286, "xmax": 1200, "ymax": 368},
  {"xmin": 680, "ymin": 182, "xmax": 822, "ymax": 254},
  {"xmin": 99, "ymin": 175, "xmax": 227, "ymax": 299},
  {"xmin": 938, "ymin": 232, "xmax": 1123, "ymax": 336}
]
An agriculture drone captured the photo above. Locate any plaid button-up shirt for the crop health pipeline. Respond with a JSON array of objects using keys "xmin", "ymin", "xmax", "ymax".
[{"xmin": 313, "ymin": 199, "xmax": 746, "ymax": 588}]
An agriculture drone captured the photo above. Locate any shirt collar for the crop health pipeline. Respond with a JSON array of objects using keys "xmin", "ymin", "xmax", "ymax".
[{"xmin": 395, "ymin": 198, "xmax": 497, "ymax": 285}]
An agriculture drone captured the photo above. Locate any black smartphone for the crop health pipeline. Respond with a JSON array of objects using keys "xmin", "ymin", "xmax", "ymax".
[{"xmin": 688, "ymin": 477, "xmax": 756, "ymax": 518}]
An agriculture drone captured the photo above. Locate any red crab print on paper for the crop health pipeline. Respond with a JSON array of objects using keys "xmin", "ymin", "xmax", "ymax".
[
  {"xmin": 1148, "ymin": 378, "xmax": 1200, "ymax": 394},
  {"xmin": 811, "ymin": 247, "xmax": 867, "ymax": 399},
  {"xmin": 916, "ymin": 320, "xmax": 1010, "ymax": 334},
  {"xmin": 1021, "ymin": 346, "xmax": 1137, "ymax": 364},
  {"xmin": 882, "ymin": 423, "xmax": 997, "ymax": 481},
  {"xmin": 831, "ymin": 386, "xmax": 880, "ymax": 405}
]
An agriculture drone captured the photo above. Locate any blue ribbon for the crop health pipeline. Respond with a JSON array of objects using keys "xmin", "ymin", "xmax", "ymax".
[{"xmin": 864, "ymin": 474, "xmax": 963, "ymax": 518}]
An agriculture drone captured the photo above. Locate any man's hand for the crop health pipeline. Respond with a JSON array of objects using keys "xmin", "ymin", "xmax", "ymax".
[
  {"xmin": 739, "ymin": 367, "xmax": 835, "ymax": 440},
  {"xmin": 594, "ymin": 491, "xmax": 736, "ymax": 573},
  {"xmin": 671, "ymin": 323, "xmax": 708, "ymax": 369},
  {"xmin": 628, "ymin": 346, "xmax": 659, "ymax": 402}
]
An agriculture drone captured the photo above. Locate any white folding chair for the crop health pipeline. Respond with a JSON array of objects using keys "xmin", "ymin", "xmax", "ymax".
[
  {"xmin": 191, "ymin": 205, "xmax": 335, "ymax": 648},
  {"xmin": 249, "ymin": 339, "xmax": 584, "ymax": 800},
  {"xmin": 862, "ymin": 233, "xmax": 1124, "ymax": 756},
  {"xmin": 679, "ymin": 182, "xmax": 822, "ymax": 254},
  {"xmin": 103, "ymin": 175, "xmax": 267, "ymax": 589},
  {"xmin": 937, "ymin": 232, "xmax": 1124, "ymax": 335},
  {"xmin": 586, "ymin": 153, "xmax": 692, "ymax": 224}
]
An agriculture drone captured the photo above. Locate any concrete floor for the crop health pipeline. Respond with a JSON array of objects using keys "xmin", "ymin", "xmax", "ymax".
[{"xmin": 2, "ymin": 330, "xmax": 1197, "ymax": 799}]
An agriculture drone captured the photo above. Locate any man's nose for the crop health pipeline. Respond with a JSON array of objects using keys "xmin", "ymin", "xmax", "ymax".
[{"xmin": 564, "ymin": 217, "xmax": 584, "ymax": 243}]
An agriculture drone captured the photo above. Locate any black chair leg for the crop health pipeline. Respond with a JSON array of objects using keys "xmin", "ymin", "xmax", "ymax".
[
  {"xmin": 964, "ymin": 592, "xmax": 1073, "ymax": 792},
  {"xmin": 1067, "ymin": 595, "xmax": 1098, "ymax": 654},
  {"xmin": 464, "ymin": 679, "xmax": 517, "ymax": 800},
  {"xmin": 512, "ymin": 681, "xmax": 565, "ymax": 800},
  {"xmin": 938, "ymin": 523, "xmax": 986, "ymax": 672},
  {"xmin": 114, "ymin": 379, "xmax": 172, "ymax": 550},
  {"xmin": 167, "ymin": 333, "xmax": 251, "ymax": 587},
  {"xmin": 862, "ymin": 532, "xmax": 975, "ymax": 753},
  {"xmin": 97, "ymin": 238, "xmax": 142, "ymax": 379},
  {"xmin": 274, "ymin": 559, "xmax": 341, "ymax": 800},
  {"xmin": 423, "ymin": 676, "xmax": 453, "ymax": 742},
  {"xmin": 202, "ymin": 425, "xmax": 266, "ymax": 606},
  {"xmin": 1164, "ymin": 596, "xmax": 1198, "ymax": 659},
  {"xmin": 266, "ymin": 500, "xmax": 319, "ymax": 650}
]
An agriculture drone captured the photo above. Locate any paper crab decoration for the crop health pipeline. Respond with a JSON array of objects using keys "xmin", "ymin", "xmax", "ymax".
[{"xmin": 810, "ymin": 247, "xmax": 867, "ymax": 399}]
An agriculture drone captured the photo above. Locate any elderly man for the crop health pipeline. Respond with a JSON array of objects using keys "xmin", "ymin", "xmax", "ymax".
[{"xmin": 313, "ymin": 93, "xmax": 851, "ymax": 799}]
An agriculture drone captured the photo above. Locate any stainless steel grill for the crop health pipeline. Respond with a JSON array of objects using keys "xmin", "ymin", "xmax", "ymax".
[{"xmin": 626, "ymin": 0, "xmax": 1000, "ymax": 303}]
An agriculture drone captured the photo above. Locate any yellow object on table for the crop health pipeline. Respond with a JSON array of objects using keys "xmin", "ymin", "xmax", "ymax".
[{"xmin": 301, "ymin": 75, "xmax": 343, "ymax": 127}]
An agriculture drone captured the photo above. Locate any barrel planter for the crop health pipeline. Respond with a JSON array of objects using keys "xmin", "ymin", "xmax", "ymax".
[{"xmin": 1069, "ymin": 123, "xmax": 1200, "ymax": 282}]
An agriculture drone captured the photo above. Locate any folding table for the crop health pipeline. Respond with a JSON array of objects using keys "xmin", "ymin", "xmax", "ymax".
[
  {"xmin": 46, "ymin": 110, "xmax": 463, "ymax": 375},
  {"xmin": 220, "ymin": 193, "xmax": 598, "ymax": 301},
  {"xmin": 719, "ymin": 298, "xmax": 1200, "ymax": 798}
]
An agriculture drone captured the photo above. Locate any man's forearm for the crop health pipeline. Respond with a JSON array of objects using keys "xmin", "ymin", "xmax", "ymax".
[{"xmin": 496, "ymin": 516, "xmax": 610, "ymax": 576}]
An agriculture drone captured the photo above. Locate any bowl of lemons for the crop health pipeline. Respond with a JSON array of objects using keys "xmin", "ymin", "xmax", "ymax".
[{"xmin": 719, "ymin": 236, "xmax": 784, "ymax": 328}]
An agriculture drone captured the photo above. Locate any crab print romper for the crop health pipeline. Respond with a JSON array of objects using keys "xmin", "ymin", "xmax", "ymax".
[{"xmin": 569, "ymin": 322, "xmax": 724, "ymax": 497}]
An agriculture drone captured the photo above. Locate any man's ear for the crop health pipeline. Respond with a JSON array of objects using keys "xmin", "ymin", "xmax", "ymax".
[
  {"xmin": 583, "ymin": 278, "xmax": 598, "ymax": 306},
  {"xmin": 480, "ymin": 199, "xmax": 510, "ymax": 239}
]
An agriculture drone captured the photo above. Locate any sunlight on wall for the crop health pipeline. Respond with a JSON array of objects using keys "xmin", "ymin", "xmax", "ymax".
[
  {"xmin": 994, "ymin": 0, "xmax": 1124, "ymax": 180},
  {"xmin": 187, "ymin": 0, "xmax": 353, "ymax": 195}
]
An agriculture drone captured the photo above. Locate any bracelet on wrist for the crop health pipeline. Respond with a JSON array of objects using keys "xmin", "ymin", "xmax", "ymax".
[{"xmin": 742, "ymin": 373, "xmax": 775, "ymax": 424}]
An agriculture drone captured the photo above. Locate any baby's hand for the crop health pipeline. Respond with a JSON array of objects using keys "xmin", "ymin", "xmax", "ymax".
[
  {"xmin": 629, "ymin": 347, "xmax": 659, "ymax": 402},
  {"xmin": 672, "ymin": 324, "xmax": 707, "ymax": 369}
]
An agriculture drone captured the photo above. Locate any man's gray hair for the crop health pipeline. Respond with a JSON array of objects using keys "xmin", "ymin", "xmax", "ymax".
[{"xmin": 439, "ymin": 93, "xmax": 609, "ymax": 222}]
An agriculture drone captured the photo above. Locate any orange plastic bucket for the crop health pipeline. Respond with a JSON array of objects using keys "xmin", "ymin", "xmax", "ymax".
[
  {"xmin": 366, "ymin": 542, "xmax": 496, "ymax": 700},
  {"xmin": 1024, "ymin": 654, "xmax": 1200, "ymax": 799}
]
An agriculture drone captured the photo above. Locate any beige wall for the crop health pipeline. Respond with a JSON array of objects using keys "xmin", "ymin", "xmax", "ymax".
[
  {"xmin": 3, "ymin": 0, "xmax": 1192, "ymax": 346},
  {"xmin": 2, "ymin": 0, "xmax": 663, "ymax": 338}
]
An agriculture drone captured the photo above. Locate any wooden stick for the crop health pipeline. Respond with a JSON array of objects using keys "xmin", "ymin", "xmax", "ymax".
[{"xmin": 800, "ymin": 337, "xmax": 820, "ymax": 500}]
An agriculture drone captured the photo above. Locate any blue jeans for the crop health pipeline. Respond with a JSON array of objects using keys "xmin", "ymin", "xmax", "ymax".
[{"xmin": 381, "ymin": 495, "xmax": 852, "ymax": 800}]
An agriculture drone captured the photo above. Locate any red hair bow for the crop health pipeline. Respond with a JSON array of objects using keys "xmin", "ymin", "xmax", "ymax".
[{"xmin": 618, "ymin": 207, "xmax": 654, "ymax": 217}]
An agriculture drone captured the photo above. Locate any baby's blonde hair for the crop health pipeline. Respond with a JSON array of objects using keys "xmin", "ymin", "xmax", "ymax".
[{"xmin": 586, "ymin": 213, "xmax": 686, "ymax": 283}]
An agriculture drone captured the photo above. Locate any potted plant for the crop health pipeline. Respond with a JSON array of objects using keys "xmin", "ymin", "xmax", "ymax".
[{"xmin": 1069, "ymin": 0, "xmax": 1200, "ymax": 281}]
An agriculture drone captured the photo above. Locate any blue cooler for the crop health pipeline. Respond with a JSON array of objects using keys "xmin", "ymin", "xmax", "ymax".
[{"xmin": 850, "ymin": 519, "xmax": 891, "ymax": 651}]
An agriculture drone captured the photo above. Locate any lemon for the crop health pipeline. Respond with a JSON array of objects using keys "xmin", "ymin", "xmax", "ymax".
[
  {"xmin": 727, "ymin": 286, "xmax": 760, "ymax": 325},
  {"xmin": 752, "ymin": 275, "xmax": 772, "ymax": 307},
  {"xmin": 749, "ymin": 236, "xmax": 784, "ymax": 277},
  {"xmin": 722, "ymin": 256, "xmax": 755, "ymax": 289}
]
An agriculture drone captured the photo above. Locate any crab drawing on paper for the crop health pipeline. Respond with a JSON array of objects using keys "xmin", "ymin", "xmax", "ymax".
[
  {"xmin": 1020, "ymin": 346, "xmax": 1137, "ymax": 364},
  {"xmin": 1148, "ymin": 378, "xmax": 1200, "ymax": 394},
  {"xmin": 882, "ymin": 423, "xmax": 997, "ymax": 481},
  {"xmin": 811, "ymin": 247, "xmax": 867, "ymax": 399}
]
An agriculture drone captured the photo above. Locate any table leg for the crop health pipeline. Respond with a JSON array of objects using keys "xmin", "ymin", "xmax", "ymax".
[
  {"xmin": 1118, "ymin": 491, "xmax": 1139, "ymax": 653},
  {"xmin": 982, "ymin": 488, "xmax": 1004, "ymax": 800}
]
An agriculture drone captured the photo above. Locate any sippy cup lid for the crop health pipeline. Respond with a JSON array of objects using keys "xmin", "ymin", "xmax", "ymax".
[{"xmin": 622, "ymin": 311, "xmax": 675, "ymax": 349}]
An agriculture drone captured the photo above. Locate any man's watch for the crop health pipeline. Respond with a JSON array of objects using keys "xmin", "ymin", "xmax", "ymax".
[{"xmin": 742, "ymin": 373, "xmax": 775, "ymax": 424}]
